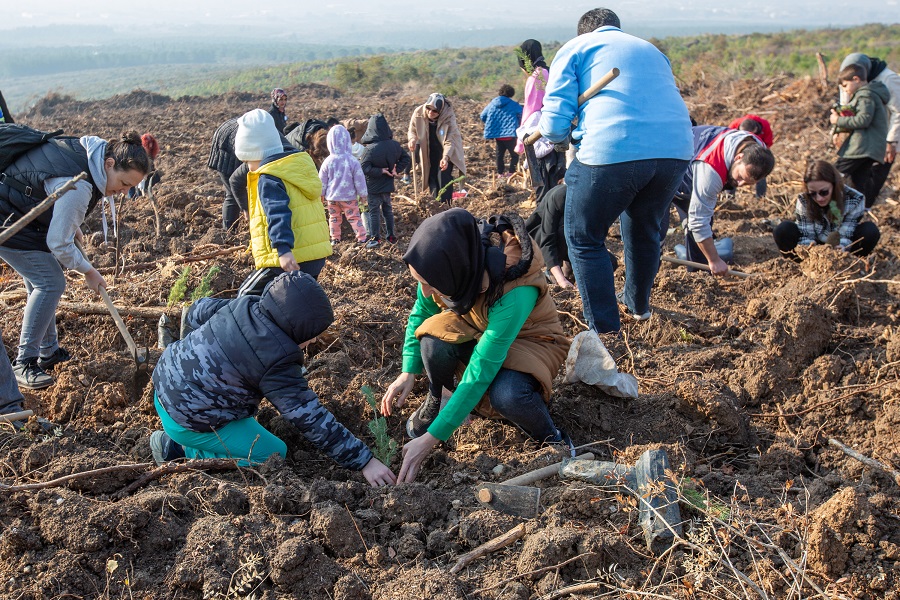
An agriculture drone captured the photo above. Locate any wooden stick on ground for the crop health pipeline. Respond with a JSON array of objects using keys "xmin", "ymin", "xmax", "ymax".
[
  {"xmin": 0, "ymin": 463, "xmax": 153, "ymax": 492},
  {"xmin": 828, "ymin": 438, "xmax": 900, "ymax": 487},
  {"xmin": 0, "ymin": 410, "xmax": 34, "ymax": 423},
  {"xmin": 115, "ymin": 458, "xmax": 242, "ymax": 497},
  {"xmin": 503, "ymin": 452, "xmax": 594, "ymax": 487},
  {"xmin": 96, "ymin": 245, "xmax": 246, "ymax": 275},
  {"xmin": 449, "ymin": 523, "xmax": 527, "ymax": 575},
  {"xmin": 661, "ymin": 255, "xmax": 752, "ymax": 279}
]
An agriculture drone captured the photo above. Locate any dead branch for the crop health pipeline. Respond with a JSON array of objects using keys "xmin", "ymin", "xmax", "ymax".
[
  {"xmin": 449, "ymin": 523, "xmax": 526, "ymax": 575},
  {"xmin": 828, "ymin": 438, "xmax": 900, "ymax": 487},
  {"xmin": 815, "ymin": 52, "xmax": 828, "ymax": 88},
  {"xmin": 474, "ymin": 551, "xmax": 595, "ymax": 593},
  {"xmin": 96, "ymin": 245, "xmax": 246, "ymax": 274},
  {"xmin": 115, "ymin": 458, "xmax": 242, "ymax": 498},
  {"xmin": 0, "ymin": 463, "xmax": 153, "ymax": 492},
  {"xmin": 557, "ymin": 310, "xmax": 588, "ymax": 330},
  {"xmin": 55, "ymin": 301, "xmax": 176, "ymax": 320}
]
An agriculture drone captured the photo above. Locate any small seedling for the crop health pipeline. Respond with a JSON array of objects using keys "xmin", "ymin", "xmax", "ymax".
[
  {"xmin": 361, "ymin": 385, "xmax": 397, "ymax": 466},
  {"xmin": 679, "ymin": 327, "xmax": 695, "ymax": 344},
  {"xmin": 437, "ymin": 175, "xmax": 466, "ymax": 202},
  {"xmin": 167, "ymin": 266, "xmax": 191, "ymax": 307},
  {"xmin": 191, "ymin": 266, "xmax": 221, "ymax": 301}
]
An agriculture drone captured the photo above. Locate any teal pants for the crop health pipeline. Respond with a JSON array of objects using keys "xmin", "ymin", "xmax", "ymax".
[{"xmin": 155, "ymin": 395, "xmax": 286, "ymax": 466}]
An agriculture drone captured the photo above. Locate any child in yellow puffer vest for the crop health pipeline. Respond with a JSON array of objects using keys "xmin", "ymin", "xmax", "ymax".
[{"xmin": 234, "ymin": 109, "xmax": 332, "ymax": 296}]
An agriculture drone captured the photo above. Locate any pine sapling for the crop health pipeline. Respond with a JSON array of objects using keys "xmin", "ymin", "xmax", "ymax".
[
  {"xmin": 361, "ymin": 385, "xmax": 397, "ymax": 466},
  {"xmin": 167, "ymin": 266, "xmax": 191, "ymax": 308},
  {"xmin": 191, "ymin": 266, "xmax": 221, "ymax": 301}
]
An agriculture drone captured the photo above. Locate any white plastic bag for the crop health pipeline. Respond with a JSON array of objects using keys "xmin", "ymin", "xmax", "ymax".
[
  {"xmin": 516, "ymin": 111, "xmax": 555, "ymax": 159},
  {"xmin": 564, "ymin": 330, "xmax": 639, "ymax": 398}
]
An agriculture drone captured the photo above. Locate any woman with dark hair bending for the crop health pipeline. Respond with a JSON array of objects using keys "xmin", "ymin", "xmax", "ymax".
[
  {"xmin": 0, "ymin": 131, "xmax": 150, "ymax": 389},
  {"xmin": 773, "ymin": 159, "xmax": 880, "ymax": 259},
  {"xmin": 380, "ymin": 208, "xmax": 572, "ymax": 483}
]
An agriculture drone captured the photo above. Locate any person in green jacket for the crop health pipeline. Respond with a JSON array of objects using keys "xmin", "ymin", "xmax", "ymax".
[
  {"xmin": 380, "ymin": 208, "xmax": 572, "ymax": 483},
  {"xmin": 830, "ymin": 63, "xmax": 891, "ymax": 208}
]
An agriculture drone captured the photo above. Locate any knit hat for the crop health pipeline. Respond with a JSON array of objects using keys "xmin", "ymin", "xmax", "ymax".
[
  {"xmin": 425, "ymin": 93, "xmax": 445, "ymax": 114},
  {"xmin": 840, "ymin": 53, "xmax": 871, "ymax": 76},
  {"xmin": 141, "ymin": 133, "xmax": 160, "ymax": 160},
  {"xmin": 234, "ymin": 109, "xmax": 284, "ymax": 162}
]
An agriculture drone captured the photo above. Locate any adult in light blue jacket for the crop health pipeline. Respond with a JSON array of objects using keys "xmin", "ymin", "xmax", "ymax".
[
  {"xmin": 480, "ymin": 84, "xmax": 523, "ymax": 174},
  {"xmin": 539, "ymin": 8, "xmax": 693, "ymax": 333}
]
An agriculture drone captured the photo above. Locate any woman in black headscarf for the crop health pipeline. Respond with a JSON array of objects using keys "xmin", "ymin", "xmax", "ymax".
[{"xmin": 380, "ymin": 208, "xmax": 572, "ymax": 482}]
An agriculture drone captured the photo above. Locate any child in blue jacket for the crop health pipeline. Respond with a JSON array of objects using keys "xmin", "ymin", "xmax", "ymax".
[
  {"xmin": 150, "ymin": 271, "xmax": 396, "ymax": 488},
  {"xmin": 480, "ymin": 84, "xmax": 523, "ymax": 175}
]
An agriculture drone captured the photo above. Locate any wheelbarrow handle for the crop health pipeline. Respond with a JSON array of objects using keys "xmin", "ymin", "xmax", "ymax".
[{"xmin": 524, "ymin": 67, "xmax": 620, "ymax": 147}]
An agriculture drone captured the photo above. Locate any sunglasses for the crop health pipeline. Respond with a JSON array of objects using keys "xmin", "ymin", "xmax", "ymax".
[{"xmin": 807, "ymin": 188, "xmax": 831, "ymax": 198}]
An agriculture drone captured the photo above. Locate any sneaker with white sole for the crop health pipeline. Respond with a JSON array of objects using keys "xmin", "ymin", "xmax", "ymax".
[
  {"xmin": 406, "ymin": 394, "xmax": 444, "ymax": 439},
  {"xmin": 615, "ymin": 291, "xmax": 652, "ymax": 321},
  {"xmin": 150, "ymin": 430, "xmax": 186, "ymax": 465}
]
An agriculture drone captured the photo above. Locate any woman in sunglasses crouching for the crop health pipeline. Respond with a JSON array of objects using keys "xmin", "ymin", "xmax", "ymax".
[{"xmin": 773, "ymin": 159, "xmax": 880, "ymax": 260}]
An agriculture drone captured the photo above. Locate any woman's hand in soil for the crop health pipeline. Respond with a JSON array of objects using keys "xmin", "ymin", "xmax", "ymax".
[
  {"xmin": 550, "ymin": 266, "xmax": 575, "ymax": 289},
  {"xmin": 362, "ymin": 458, "xmax": 397, "ymax": 487},
  {"xmin": 279, "ymin": 251, "xmax": 300, "ymax": 272},
  {"xmin": 381, "ymin": 372, "xmax": 415, "ymax": 416},
  {"xmin": 84, "ymin": 268, "xmax": 106, "ymax": 295},
  {"xmin": 398, "ymin": 433, "xmax": 438, "ymax": 483}
]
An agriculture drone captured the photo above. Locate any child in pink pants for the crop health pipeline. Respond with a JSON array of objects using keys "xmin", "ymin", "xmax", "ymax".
[{"xmin": 320, "ymin": 125, "xmax": 368, "ymax": 242}]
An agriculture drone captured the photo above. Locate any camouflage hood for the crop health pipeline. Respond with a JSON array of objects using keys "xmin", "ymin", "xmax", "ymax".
[{"xmin": 259, "ymin": 271, "xmax": 334, "ymax": 345}]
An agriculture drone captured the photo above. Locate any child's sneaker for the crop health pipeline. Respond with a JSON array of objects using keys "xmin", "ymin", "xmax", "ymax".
[
  {"xmin": 150, "ymin": 430, "xmax": 186, "ymax": 465},
  {"xmin": 365, "ymin": 238, "xmax": 381, "ymax": 249},
  {"xmin": 616, "ymin": 291, "xmax": 652, "ymax": 321},
  {"xmin": 401, "ymin": 175, "xmax": 410, "ymax": 185},
  {"xmin": 387, "ymin": 235, "xmax": 398, "ymax": 244}
]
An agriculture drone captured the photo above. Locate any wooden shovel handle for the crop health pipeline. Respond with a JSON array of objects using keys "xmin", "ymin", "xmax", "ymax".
[
  {"xmin": 661, "ymin": 255, "xmax": 752, "ymax": 279},
  {"xmin": 524, "ymin": 67, "xmax": 620, "ymax": 147},
  {"xmin": 0, "ymin": 410, "xmax": 34, "ymax": 422},
  {"xmin": 97, "ymin": 286, "xmax": 140, "ymax": 354}
]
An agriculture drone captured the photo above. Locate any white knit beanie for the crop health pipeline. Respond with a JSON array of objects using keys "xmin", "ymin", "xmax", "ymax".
[{"xmin": 234, "ymin": 109, "xmax": 283, "ymax": 161}]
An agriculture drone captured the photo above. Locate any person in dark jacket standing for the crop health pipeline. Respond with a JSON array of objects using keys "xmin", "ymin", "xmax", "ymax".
[
  {"xmin": 268, "ymin": 88, "xmax": 288, "ymax": 134},
  {"xmin": 207, "ymin": 117, "xmax": 243, "ymax": 230},
  {"xmin": 360, "ymin": 114, "xmax": 411, "ymax": 248},
  {"xmin": 0, "ymin": 131, "xmax": 150, "ymax": 389},
  {"xmin": 150, "ymin": 271, "xmax": 396, "ymax": 487},
  {"xmin": 480, "ymin": 84, "xmax": 523, "ymax": 175}
]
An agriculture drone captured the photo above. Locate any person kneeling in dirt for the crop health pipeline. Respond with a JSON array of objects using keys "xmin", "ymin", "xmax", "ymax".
[
  {"xmin": 234, "ymin": 108, "xmax": 331, "ymax": 296},
  {"xmin": 380, "ymin": 208, "xmax": 572, "ymax": 483},
  {"xmin": 150, "ymin": 271, "xmax": 396, "ymax": 487},
  {"xmin": 665, "ymin": 124, "xmax": 775, "ymax": 276},
  {"xmin": 773, "ymin": 159, "xmax": 880, "ymax": 260},
  {"xmin": 525, "ymin": 183, "xmax": 618, "ymax": 289}
]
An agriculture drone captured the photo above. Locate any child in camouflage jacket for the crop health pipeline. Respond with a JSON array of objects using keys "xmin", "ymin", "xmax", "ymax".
[{"xmin": 150, "ymin": 271, "xmax": 395, "ymax": 487}]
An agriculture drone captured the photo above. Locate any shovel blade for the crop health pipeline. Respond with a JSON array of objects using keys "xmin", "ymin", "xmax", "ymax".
[{"xmin": 474, "ymin": 482, "xmax": 541, "ymax": 518}]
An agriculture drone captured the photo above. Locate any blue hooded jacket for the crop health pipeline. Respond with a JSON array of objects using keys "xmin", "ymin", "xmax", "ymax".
[{"xmin": 480, "ymin": 96, "xmax": 523, "ymax": 139}]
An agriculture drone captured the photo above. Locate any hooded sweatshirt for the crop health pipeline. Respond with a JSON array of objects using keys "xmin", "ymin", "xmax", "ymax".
[
  {"xmin": 319, "ymin": 126, "xmax": 368, "ymax": 202},
  {"xmin": 43, "ymin": 136, "xmax": 108, "ymax": 273},
  {"xmin": 153, "ymin": 271, "xmax": 373, "ymax": 470},
  {"xmin": 836, "ymin": 80, "xmax": 891, "ymax": 162},
  {"xmin": 360, "ymin": 114, "xmax": 411, "ymax": 195}
]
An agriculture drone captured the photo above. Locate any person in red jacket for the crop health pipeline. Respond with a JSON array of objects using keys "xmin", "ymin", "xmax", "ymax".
[{"xmin": 727, "ymin": 114, "xmax": 773, "ymax": 197}]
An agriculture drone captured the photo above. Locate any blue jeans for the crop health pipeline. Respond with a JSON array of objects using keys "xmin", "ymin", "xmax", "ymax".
[
  {"xmin": 1, "ymin": 328, "xmax": 25, "ymax": 411},
  {"xmin": 419, "ymin": 335, "xmax": 560, "ymax": 443},
  {"xmin": 367, "ymin": 192, "xmax": 394, "ymax": 240},
  {"xmin": 0, "ymin": 247, "xmax": 66, "ymax": 361},
  {"xmin": 564, "ymin": 157, "xmax": 689, "ymax": 333},
  {"xmin": 156, "ymin": 396, "xmax": 286, "ymax": 466}
]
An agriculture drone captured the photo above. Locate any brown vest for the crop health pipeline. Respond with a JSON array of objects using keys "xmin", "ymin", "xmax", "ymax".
[{"xmin": 414, "ymin": 231, "xmax": 570, "ymax": 415}]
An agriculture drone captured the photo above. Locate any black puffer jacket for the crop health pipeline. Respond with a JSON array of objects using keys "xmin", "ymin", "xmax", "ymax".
[
  {"xmin": 207, "ymin": 118, "xmax": 241, "ymax": 177},
  {"xmin": 153, "ymin": 272, "xmax": 373, "ymax": 470},
  {"xmin": 359, "ymin": 114, "xmax": 411, "ymax": 194},
  {"xmin": 0, "ymin": 137, "xmax": 99, "ymax": 251},
  {"xmin": 285, "ymin": 119, "xmax": 327, "ymax": 152}
]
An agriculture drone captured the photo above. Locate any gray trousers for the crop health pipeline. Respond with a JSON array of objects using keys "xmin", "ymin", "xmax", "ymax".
[
  {"xmin": 1, "ymin": 327, "xmax": 25, "ymax": 412},
  {"xmin": 0, "ymin": 247, "xmax": 66, "ymax": 362}
]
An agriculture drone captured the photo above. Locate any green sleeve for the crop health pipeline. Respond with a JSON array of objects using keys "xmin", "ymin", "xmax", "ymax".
[
  {"xmin": 401, "ymin": 284, "xmax": 441, "ymax": 374},
  {"xmin": 428, "ymin": 285, "xmax": 539, "ymax": 441}
]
